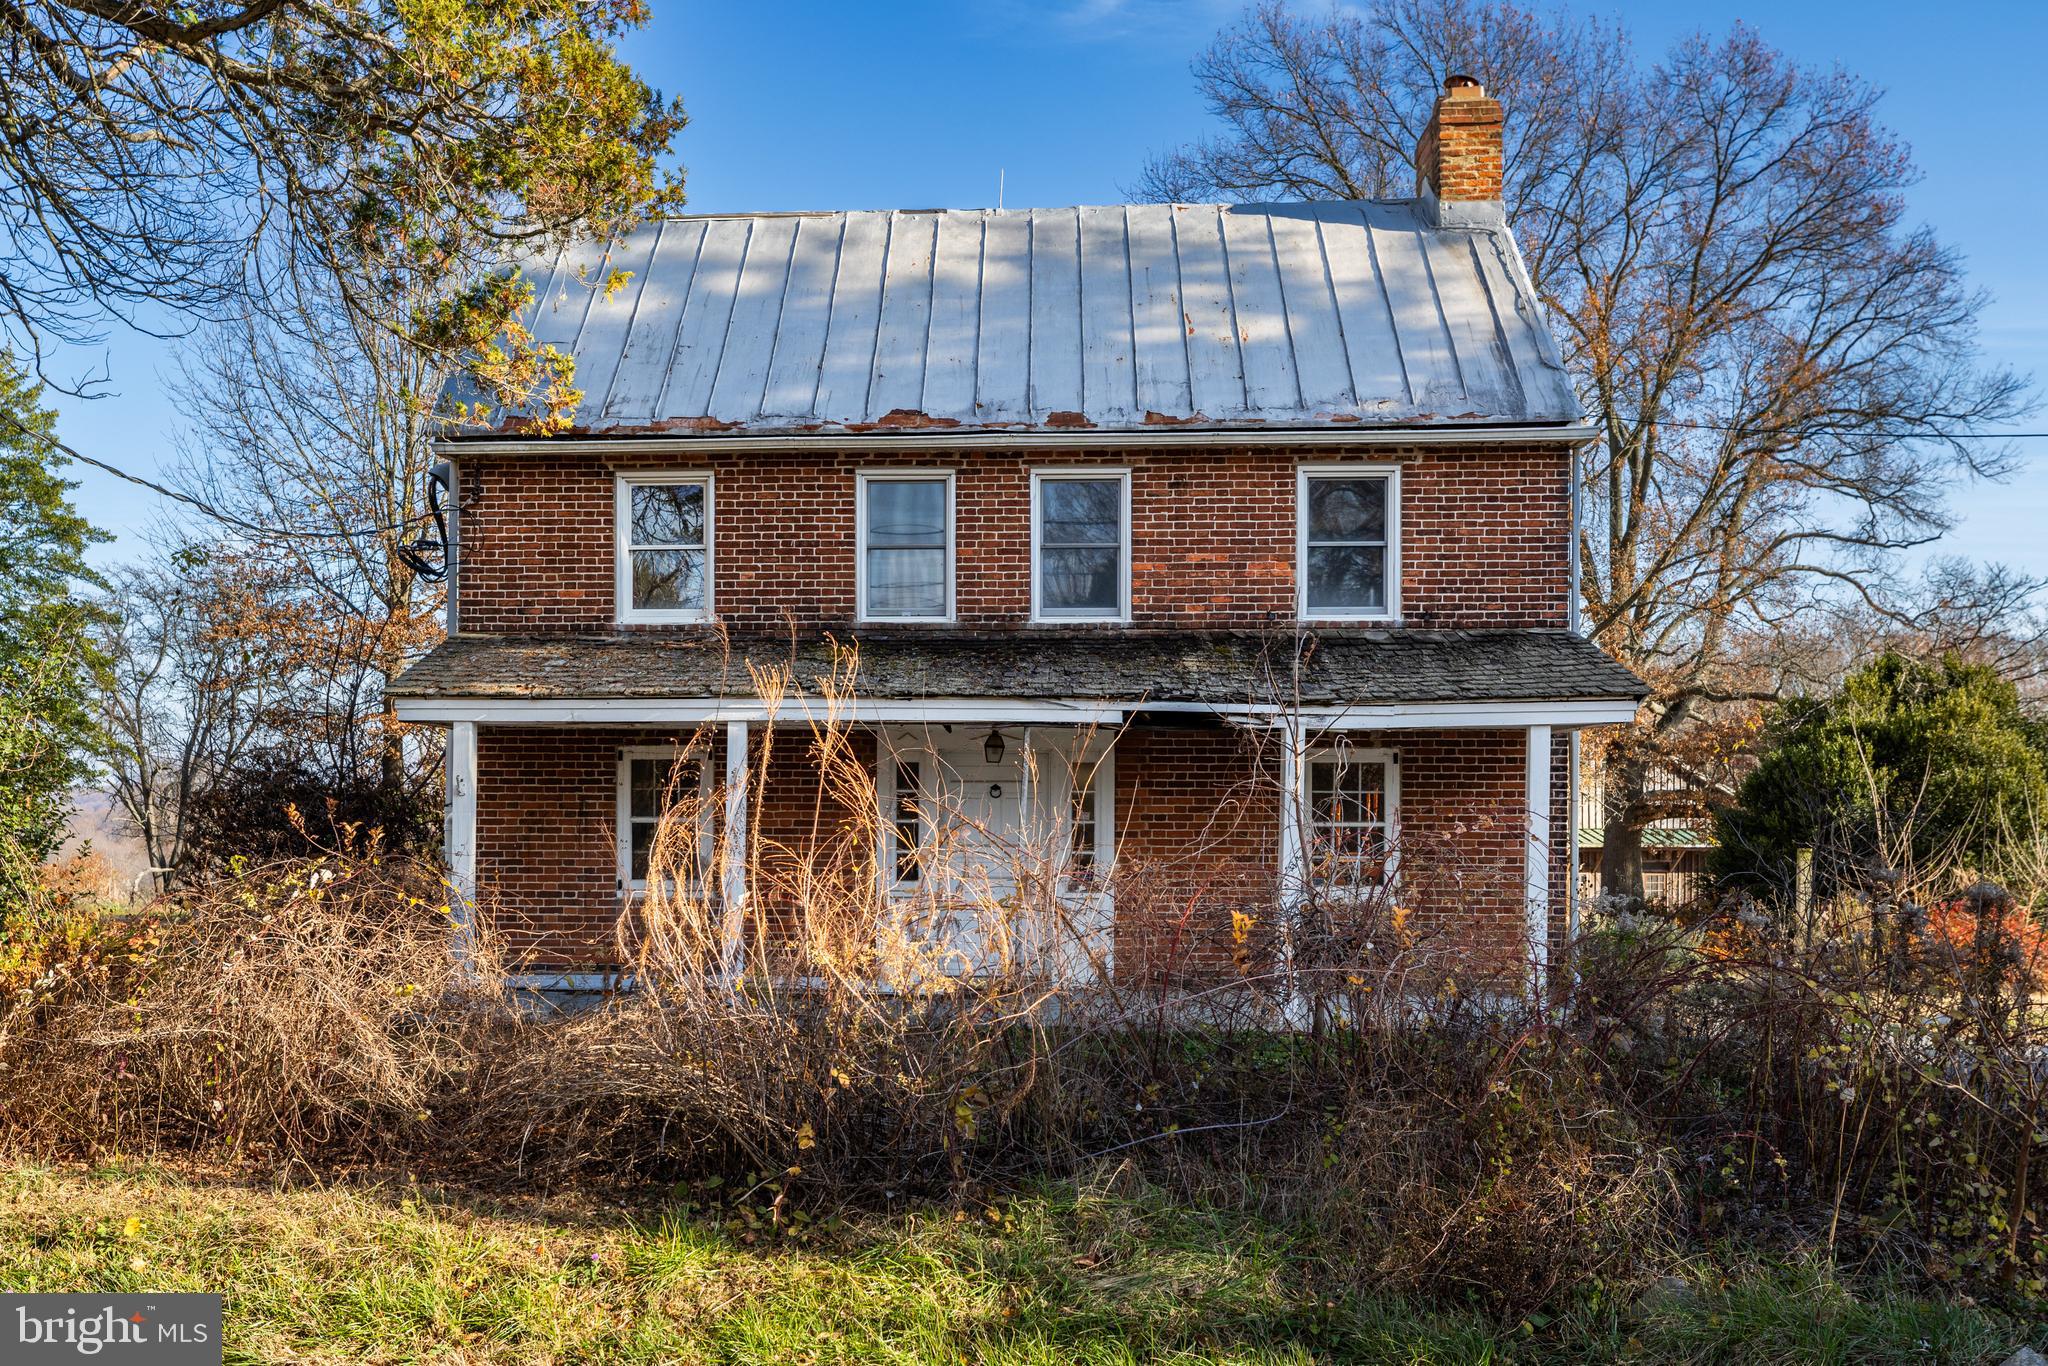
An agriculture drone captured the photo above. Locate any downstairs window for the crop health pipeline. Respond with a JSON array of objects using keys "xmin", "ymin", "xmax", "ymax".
[{"xmin": 1307, "ymin": 750, "xmax": 1396, "ymax": 895}]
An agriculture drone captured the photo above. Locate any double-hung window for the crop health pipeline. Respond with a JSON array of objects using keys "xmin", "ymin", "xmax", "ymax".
[
  {"xmin": 618, "ymin": 747, "xmax": 713, "ymax": 894},
  {"xmin": 1306, "ymin": 748, "xmax": 1397, "ymax": 896},
  {"xmin": 858, "ymin": 472, "xmax": 953, "ymax": 621},
  {"xmin": 617, "ymin": 474, "xmax": 713, "ymax": 623},
  {"xmin": 1032, "ymin": 469, "xmax": 1130, "ymax": 621},
  {"xmin": 1298, "ymin": 466, "xmax": 1397, "ymax": 620}
]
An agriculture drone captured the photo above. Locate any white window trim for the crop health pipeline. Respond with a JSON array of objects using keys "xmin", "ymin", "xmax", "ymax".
[
  {"xmin": 616, "ymin": 744, "xmax": 715, "ymax": 895},
  {"xmin": 856, "ymin": 469, "xmax": 956, "ymax": 624},
  {"xmin": 615, "ymin": 472, "xmax": 715, "ymax": 625},
  {"xmin": 1030, "ymin": 467, "xmax": 1133, "ymax": 624},
  {"xmin": 1303, "ymin": 743, "xmax": 1401, "ymax": 895},
  {"xmin": 1297, "ymin": 463, "xmax": 1401, "ymax": 623}
]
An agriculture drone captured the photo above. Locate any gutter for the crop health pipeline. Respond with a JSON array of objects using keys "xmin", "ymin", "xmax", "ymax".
[{"xmin": 433, "ymin": 422, "xmax": 1601, "ymax": 458}]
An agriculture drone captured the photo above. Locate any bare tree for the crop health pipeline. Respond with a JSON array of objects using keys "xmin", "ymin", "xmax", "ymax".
[
  {"xmin": 1138, "ymin": 1, "xmax": 2033, "ymax": 896},
  {"xmin": 1738, "ymin": 558, "xmax": 2048, "ymax": 699},
  {"xmin": 97, "ymin": 556, "xmax": 271, "ymax": 887},
  {"xmin": 172, "ymin": 269, "xmax": 448, "ymax": 787}
]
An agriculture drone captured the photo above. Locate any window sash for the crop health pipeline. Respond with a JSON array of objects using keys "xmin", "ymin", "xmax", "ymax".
[
  {"xmin": 1069, "ymin": 783, "xmax": 1097, "ymax": 871},
  {"xmin": 1035, "ymin": 473, "xmax": 1127, "ymax": 619},
  {"xmin": 619, "ymin": 478, "xmax": 711, "ymax": 619},
  {"xmin": 861, "ymin": 475, "xmax": 951, "ymax": 619},
  {"xmin": 1307, "ymin": 757, "xmax": 1392, "ymax": 892},
  {"xmin": 621, "ymin": 752, "xmax": 709, "ymax": 891},
  {"xmin": 1300, "ymin": 472, "xmax": 1394, "ymax": 618},
  {"xmin": 890, "ymin": 760, "xmax": 924, "ymax": 885}
]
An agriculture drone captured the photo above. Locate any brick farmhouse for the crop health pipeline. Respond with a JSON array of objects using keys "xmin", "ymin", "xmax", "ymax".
[{"xmin": 392, "ymin": 78, "xmax": 1646, "ymax": 989}]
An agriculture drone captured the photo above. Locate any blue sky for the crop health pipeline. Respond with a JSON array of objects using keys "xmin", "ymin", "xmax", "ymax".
[{"xmin": 49, "ymin": 0, "xmax": 2048, "ymax": 577}]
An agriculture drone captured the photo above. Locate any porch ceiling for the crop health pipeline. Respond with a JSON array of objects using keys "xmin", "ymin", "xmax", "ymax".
[{"xmin": 391, "ymin": 629, "xmax": 1645, "ymax": 711}]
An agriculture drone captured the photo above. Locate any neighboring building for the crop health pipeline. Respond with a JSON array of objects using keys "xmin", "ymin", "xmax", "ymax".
[
  {"xmin": 1574, "ymin": 759, "xmax": 1722, "ymax": 907},
  {"xmin": 391, "ymin": 78, "xmax": 1646, "ymax": 988}
]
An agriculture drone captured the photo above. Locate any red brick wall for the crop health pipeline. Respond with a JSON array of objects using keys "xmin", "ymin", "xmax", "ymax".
[
  {"xmin": 451, "ymin": 444, "xmax": 1570, "ymax": 634},
  {"xmin": 471, "ymin": 719, "xmax": 1572, "ymax": 979}
]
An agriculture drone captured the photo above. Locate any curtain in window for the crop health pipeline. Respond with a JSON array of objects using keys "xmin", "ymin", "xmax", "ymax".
[{"xmin": 865, "ymin": 479, "xmax": 948, "ymax": 617}]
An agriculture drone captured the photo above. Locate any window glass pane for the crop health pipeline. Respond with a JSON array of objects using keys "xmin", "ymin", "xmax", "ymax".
[
  {"xmin": 631, "ymin": 483, "xmax": 705, "ymax": 546},
  {"xmin": 1040, "ymin": 546, "xmax": 1118, "ymax": 613},
  {"xmin": 1039, "ymin": 479, "xmax": 1120, "ymax": 545},
  {"xmin": 866, "ymin": 547, "xmax": 947, "ymax": 617},
  {"xmin": 630, "ymin": 759, "xmax": 662, "ymax": 819},
  {"xmin": 865, "ymin": 479, "xmax": 947, "ymax": 548},
  {"xmin": 893, "ymin": 761, "xmax": 923, "ymax": 883},
  {"xmin": 1306, "ymin": 545, "xmax": 1385, "ymax": 613},
  {"xmin": 632, "ymin": 548, "xmax": 706, "ymax": 611},
  {"xmin": 629, "ymin": 819, "xmax": 654, "ymax": 883},
  {"xmin": 1307, "ymin": 477, "xmax": 1385, "ymax": 542}
]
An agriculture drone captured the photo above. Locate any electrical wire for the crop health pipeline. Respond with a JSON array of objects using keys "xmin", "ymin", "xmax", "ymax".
[
  {"xmin": 1595, "ymin": 413, "xmax": 2048, "ymax": 440},
  {"xmin": 8, "ymin": 412, "xmax": 435, "ymax": 543}
]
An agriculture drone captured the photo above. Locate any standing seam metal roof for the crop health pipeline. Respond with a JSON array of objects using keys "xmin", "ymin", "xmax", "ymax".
[{"xmin": 453, "ymin": 202, "xmax": 1581, "ymax": 437}]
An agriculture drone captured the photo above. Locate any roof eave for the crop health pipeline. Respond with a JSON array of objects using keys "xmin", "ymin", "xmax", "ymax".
[{"xmin": 433, "ymin": 419, "xmax": 1598, "ymax": 457}]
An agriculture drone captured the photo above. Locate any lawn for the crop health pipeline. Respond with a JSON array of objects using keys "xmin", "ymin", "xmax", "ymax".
[{"xmin": 0, "ymin": 1164, "xmax": 2033, "ymax": 1365}]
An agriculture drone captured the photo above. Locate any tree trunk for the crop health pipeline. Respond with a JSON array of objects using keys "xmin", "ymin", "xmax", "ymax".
[{"xmin": 1599, "ymin": 754, "xmax": 1650, "ymax": 902}]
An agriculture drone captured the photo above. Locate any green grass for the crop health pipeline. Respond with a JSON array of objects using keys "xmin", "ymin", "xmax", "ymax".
[{"xmin": 0, "ymin": 1163, "xmax": 2031, "ymax": 1364}]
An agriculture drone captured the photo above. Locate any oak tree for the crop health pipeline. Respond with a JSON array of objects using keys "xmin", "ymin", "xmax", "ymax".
[{"xmin": 1138, "ymin": 1, "xmax": 2031, "ymax": 896}]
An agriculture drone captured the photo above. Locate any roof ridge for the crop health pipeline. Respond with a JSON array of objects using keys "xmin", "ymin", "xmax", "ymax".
[{"xmin": 637, "ymin": 200, "xmax": 1437, "ymax": 222}]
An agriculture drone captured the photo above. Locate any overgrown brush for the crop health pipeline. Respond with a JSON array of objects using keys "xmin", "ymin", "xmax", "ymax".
[
  {"xmin": 6, "ymin": 672, "xmax": 2048, "ymax": 1314},
  {"xmin": 0, "ymin": 842, "xmax": 520, "ymax": 1163}
]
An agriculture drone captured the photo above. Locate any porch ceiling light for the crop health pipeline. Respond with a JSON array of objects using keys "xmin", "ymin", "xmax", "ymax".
[{"xmin": 983, "ymin": 727, "xmax": 1006, "ymax": 765}]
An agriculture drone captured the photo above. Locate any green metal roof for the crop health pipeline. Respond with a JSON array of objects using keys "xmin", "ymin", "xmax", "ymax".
[{"xmin": 1577, "ymin": 825, "xmax": 1713, "ymax": 850}]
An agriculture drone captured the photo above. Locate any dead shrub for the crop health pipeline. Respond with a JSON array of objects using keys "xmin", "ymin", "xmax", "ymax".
[
  {"xmin": 0, "ymin": 847, "xmax": 519, "ymax": 1163},
  {"xmin": 6, "ymin": 652, "xmax": 2047, "ymax": 1314}
]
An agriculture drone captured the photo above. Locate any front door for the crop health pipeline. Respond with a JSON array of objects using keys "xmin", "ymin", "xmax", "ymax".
[{"xmin": 878, "ymin": 725, "xmax": 1111, "ymax": 981}]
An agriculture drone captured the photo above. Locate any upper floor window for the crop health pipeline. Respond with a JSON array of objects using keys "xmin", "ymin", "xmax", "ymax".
[
  {"xmin": 858, "ymin": 472, "xmax": 953, "ymax": 621},
  {"xmin": 1298, "ymin": 466, "xmax": 1398, "ymax": 620},
  {"xmin": 1032, "ymin": 469, "xmax": 1130, "ymax": 622},
  {"xmin": 616, "ymin": 473, "xmax": 713, "ymax": 623}
]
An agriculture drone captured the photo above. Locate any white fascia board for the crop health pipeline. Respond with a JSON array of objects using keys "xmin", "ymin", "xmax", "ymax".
[
  {"xmin": 433, "ymin": 422, "xmax": 1598, "ymax": 459},
  {"xmin": 393, "ymin": 695, "xmax": 1128, "ymax": 727},
  {"xmin": 1211, "ymin": 698, "xmax": 1640, "ymax": 730}
]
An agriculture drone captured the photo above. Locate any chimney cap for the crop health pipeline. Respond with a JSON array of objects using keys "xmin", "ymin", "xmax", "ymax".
[{"xmin": 1443, "ymin": 74, "xmax": 1485, "ymax": 98}]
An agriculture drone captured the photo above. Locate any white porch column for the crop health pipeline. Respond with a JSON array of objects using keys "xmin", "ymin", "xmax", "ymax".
[
  {"xmin": 721, "ymin": 719, "xmax": 750, "ymax": 980},
  {"xmin": 1276, "ymin": 719, "xmax": 1307, "ymax": 915},
  {"xmin": 445, "ymin": 721, "xmax": 478, "ymax": 964},
  {"xmin": 1524, "ymin": 723, "xmax": 1554, "ymax": 993}
]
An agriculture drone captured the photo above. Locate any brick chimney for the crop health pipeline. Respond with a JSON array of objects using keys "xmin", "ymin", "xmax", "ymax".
[{"xmin": 1414, "ymin": 74, "xmax": 1504, "ymax": 228}]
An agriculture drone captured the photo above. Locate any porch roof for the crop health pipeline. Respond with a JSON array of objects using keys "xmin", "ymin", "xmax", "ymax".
[{"xmin": 391, "ymin": 629, "xmax": 1645, "ymax": 710}]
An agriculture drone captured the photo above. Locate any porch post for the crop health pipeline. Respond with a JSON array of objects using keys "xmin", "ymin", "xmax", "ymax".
[
  {"xmin": 721, "ymin": 719, "xmax": 750, "ymax": 980},
  {"xmin": 445, "ymin": 721, "xmax": 478, "ymax": 964},
  {"xmin": 1276, "ymin": 718, "xmax": 1306, "ymax": 914},
  {"xmin": 1276, "ymin": 719, "xmax": 1308, "ymax": 1023},
  {"xmin": 1525, "ymin": 723, "xmax": 1553, "ymax": 994}
]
